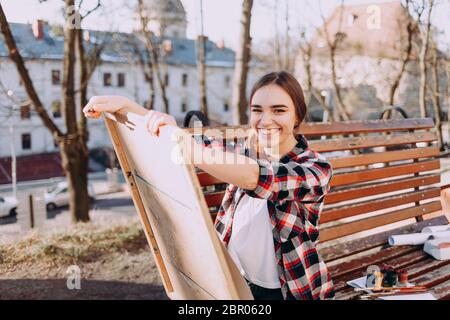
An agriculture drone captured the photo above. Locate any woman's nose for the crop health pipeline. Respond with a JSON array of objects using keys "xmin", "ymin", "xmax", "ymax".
[{"xmin": 260, "ymin": 112, "xmax": 273, "ymax": 126}]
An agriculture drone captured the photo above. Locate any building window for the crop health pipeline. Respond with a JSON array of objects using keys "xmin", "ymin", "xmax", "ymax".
[
  {"xmin": 164, "ymin": 73, "xmax": 169, "ymax": 86},
  {"xmin": 20, "ymin": 104, "xmax": 31, "ymax": 120},
  {"xmin": 21, "ymin": 133, "xmax": 31, "ymax": 150},
  {"xmin": 104, "ymin": 73, "xmax": 112, "ymax": 87},
  {"xmin": 223, "ymin": 102, "xmax": 229, "ymax": 112},
  {"xmin": 182, "ymin": 73, "xmax": 188, "ymax": 87},
  {"xmin": 181, "ymin": 102, "xmax": 187, "ymax": 112},
  {"xmin": 117, "ymin": 73, "xmax": 125, "ymax": 87},
  {"xmin": 52, "ymin": 100, "xmax": 61, "ymax": 118},
  {"xmin": 225, "ymin": 75, "xmax": 231, "ymax": 87},
  {"xmin": 52, "ymin": 70, "xmax": 61, "ymax": 85}
]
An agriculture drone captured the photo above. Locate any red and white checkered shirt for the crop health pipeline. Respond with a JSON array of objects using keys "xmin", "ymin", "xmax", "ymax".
[{"xmin": 212, "ymin": 134, "xmax": 335, "ymax": 300}]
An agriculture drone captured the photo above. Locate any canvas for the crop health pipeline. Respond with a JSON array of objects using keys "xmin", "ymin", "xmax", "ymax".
[{"xmin": 103, "ymin": 111, "xmax": 253, "ymax": 300}]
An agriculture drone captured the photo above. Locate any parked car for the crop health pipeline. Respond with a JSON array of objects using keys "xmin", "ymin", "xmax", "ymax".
[
  {"xmin": 0, "ymin": 196, "xmax": 18, "ymax": 218},
  {"xmin": 44, "ymin": 181, "xmax": 95, "ymax": 211}
]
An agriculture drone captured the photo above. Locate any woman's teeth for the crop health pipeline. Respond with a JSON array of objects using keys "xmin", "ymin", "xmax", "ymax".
[{"xmin": 258, "ymin": 128, "xmax": 280, "ymax": 135}]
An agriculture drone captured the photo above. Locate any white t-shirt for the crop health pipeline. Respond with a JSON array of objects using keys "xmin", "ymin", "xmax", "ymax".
[{"xmin": 227, "ymin": 194, "xmax": 281, "ymax": 289}]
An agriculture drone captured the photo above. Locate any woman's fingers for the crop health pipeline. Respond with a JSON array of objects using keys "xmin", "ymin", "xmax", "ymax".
[
  {"xmin": 151, "ymin": 117, "xmax": 169, "ymax": 136},
  {"xmin": 144, "ymin": 111, "xmax": 158, "ymax": 134},
  {"xmin": 143, "ymin": 110, "xmax": 176, "ymax": 137}
]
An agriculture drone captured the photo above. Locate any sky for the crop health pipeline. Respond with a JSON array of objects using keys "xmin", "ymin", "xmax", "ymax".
[{"xmin": 1, "ymin": 0, "xmax": 449, "ymax": 50}]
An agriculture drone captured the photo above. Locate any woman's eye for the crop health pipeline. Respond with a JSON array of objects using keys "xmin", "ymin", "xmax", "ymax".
[
  {"xmin": 273, "ymin": 109, "xmax": 284, "ymax": 114},
  {"xmin": 251, "ymin": 108, "xmax": 262, "ymax": 113}
]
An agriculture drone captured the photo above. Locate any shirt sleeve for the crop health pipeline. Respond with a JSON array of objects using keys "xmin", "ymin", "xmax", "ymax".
[{"xmin": 243, "ymin": 152, "xmax": 333, "ymax": 204}]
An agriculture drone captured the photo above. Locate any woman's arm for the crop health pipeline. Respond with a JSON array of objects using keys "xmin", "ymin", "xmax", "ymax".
[
  {"xmin": 83, "ymin": 96, "xmax": 260, "ymax": 190},
  {"xmin": 182, "ymin": 131, "xmax": 259, "ymax": 190}
]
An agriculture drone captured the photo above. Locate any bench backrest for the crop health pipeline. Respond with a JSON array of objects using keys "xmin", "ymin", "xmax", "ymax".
[{"xmin": 187, "ymin": 118, "xmax": 446, "ymax": 245}]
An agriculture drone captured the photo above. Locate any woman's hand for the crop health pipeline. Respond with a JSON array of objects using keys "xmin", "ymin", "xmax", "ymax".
[
  {"xmin": 83, "ymin": 96, "xmax": 131, "ymax": 119},
  {"xmin": 143, "ymin": 110, "xmax": 177, "ymax": 137},
  {"xmin": 83, "ymin": 95, "xmax": 177, "ymax": 137}
]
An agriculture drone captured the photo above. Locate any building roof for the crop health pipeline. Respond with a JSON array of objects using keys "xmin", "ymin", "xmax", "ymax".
[{"xmin": 0, "ymin": 22, "xmax": 235, "ymax": 68}]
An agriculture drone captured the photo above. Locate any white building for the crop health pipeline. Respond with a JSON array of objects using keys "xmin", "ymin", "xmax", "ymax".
[{"xmin": 0, "ymin": 0, "xmax": 263, "ymax": 158}]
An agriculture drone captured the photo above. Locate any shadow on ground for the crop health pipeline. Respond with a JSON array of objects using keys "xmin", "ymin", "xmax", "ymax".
[{"xmin": 0, "ymin": 279, "xmax": 169, "ymax": 300}]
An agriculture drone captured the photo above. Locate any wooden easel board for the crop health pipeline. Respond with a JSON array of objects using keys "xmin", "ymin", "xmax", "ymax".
[{"xmin": 103, "ymin": 112, "xmax": 253, "ymax": 300}]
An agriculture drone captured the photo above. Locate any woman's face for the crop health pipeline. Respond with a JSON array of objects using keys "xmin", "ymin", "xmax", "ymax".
[{"xmin": 249, "ymin": 84, "xmax": 298, "ymax": 149}]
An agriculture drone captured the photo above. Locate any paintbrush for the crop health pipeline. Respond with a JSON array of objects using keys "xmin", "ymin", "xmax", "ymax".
[
  {"xmin": 354, "ymin": 286, "xmax": 427, "ymax": 292},
  {"xmin": 360, "ymin": 290, "xmax": 430, "ymax": 299}
]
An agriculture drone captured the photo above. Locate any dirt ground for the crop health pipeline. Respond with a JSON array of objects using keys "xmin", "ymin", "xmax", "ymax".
[{"xmin": 0, "ymin": 218, "xmax": 169, "ymax": 300}]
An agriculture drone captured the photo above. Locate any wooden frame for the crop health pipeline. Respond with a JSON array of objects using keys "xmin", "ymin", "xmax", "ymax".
[{"xmin": 103, "ymin": 112, "xmax": 253, "ymax": 300}]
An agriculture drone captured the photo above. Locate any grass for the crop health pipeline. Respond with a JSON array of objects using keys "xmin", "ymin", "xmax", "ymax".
[{"xmin": 0, "ymin": 219, "xmax": 147, "ymax": 268}]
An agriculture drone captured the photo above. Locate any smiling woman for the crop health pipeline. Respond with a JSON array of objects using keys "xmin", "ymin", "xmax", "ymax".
[{"xmin": 83, "ymin": 71, "xmax": 334, "ymax": 300}]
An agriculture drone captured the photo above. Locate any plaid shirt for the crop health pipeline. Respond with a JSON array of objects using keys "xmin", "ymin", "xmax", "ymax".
[{"xmin": 211, "ymin": 134, "xmax": 335, "ymax": 300}]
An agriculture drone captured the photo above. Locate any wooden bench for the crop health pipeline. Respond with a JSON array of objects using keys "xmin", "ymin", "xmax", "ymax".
[{"xmin": 186, "ymin": 118, "xmax": 450, "ymax": 300}]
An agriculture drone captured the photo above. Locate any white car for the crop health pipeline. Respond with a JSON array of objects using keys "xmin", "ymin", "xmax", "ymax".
[
  {"xmin": 0, "ymin": 196, "xmax": 18, "ymax": 218},
  {"xmin": 44, "ymin": 181, "xmax": 95, "ymax": 211}
]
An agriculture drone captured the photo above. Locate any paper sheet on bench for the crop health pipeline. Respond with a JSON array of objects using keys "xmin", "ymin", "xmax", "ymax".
[
  {"xmin": 423, "ymin": 237, "xmax": 450, "ymax": 260},
  {"xmin": 421, "ymin": 225, "xmax": 450, "ymax": 233},
  {"xmin": 377, "ymin": 293, "xmax": 436, "ymax": 300},
  {"xmin": 388, "ymin": 230, "xmax": 450, "ymax": 246}
]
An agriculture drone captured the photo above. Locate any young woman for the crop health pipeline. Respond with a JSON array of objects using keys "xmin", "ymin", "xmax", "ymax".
[{"xmin": 83, "ymin": 71, "xmax": 335, "ymax": 300}]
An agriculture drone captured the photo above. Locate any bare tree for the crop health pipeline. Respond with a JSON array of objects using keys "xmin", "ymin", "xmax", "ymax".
[
  {"xmin": 0, "ymin": 1, "xmax": 103, "ymax": 222},
  {"xmin": 76, "ymin": 26, "xmax": 106, "ymax": 149},
  {"xmin": 428, "ymin": 39, "xmax": 444, "ymax": 150},
  {"xmin": 319, "ymin": 0, "xmax": 351, "ymax": 121},
  {"xmin": 384, "ymin": 0, "xmax": 416, "ymax": 119},
  {"xmin": 126, "ymin": 36, "xmax": 155, "ymax": 109},
  {"xmin": 137, "ymin": 0, "xmax": 169, "ymax": 113},
  {"xmin": 231, "ymin": 0, "xmax": 253, "ymax": 125},
  {"xmin": 197, "ymin": 0, "xmax": 208, "ymax": 118},
  {"xmin": 298, "ymin": 32, "xmax": 332, "ymax": 121},
  {"xmin": 284, "ymin": 0, "xmax": 291, "ymax": 73},
  {"xmin": 418, "ymin": 0, "xmax": 434, "ymax": 117}
]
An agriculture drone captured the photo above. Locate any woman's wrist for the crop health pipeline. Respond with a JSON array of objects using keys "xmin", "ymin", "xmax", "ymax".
[{"xmin": 124, "ymin": 98, "xmax": 149, "ymax": 116}]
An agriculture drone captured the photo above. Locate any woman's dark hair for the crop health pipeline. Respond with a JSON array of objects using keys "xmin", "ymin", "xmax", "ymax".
[{"xmin": 249, "ymin": 71, "xmax": 307, "ymax": 128}]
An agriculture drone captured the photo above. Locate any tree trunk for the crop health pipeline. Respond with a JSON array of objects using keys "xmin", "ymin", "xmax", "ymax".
[
  {"xmin": 232, "ymin": 0, "xmax": 253, "ymax": 125},
  {"xmin": 284, "ymin": 0, "xmax": 291, "ymax": 72},
  {"xmin": 144, "ymin": 50, "xmax": 155, "ymax": 110},
  {"xmin": 430, "ymin": 42, "xmax": 444, "ymax": 151},
  {"xmin": 329, "ymin": 46, "xmax": 350, "ymax": 121},
  {"xmin": 137, "ymin": 0, "xmax": 169, "ymax": 114},
  {"xmin": 197, "ymin": 35, "xmax": 208, "ymax": 118},
  {"xmin": 62, "ymin": 0, "xmax": 90, "ymax": 222},
  {"xmin": 300, "ymin": 43, "xmax": 332, "ymax": 120},
  {"xmin": 385, "ymin": 1, "xmax": 414, "ymax": 120},
  {"xmin": 419, "ymin": 0, "xmax": 434, "ymax": 118},
  {"xmin": 59, "ymin": 140, "xmax": 90, "ymax": 223}
]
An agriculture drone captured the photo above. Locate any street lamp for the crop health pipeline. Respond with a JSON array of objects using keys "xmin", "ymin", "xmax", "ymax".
[{"xmin": 7, "ymin": 90, "xmax": 17, "ymax": 200}]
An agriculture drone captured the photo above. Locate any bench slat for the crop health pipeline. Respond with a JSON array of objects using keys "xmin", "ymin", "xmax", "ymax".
[
  {"xmin": 185, "ymin": 118, "xmax": 435, "ymax": 139},
  {"xmin": 197, "ymin": 171, "xmax": 226, "ymax": 187},
  {"xmin": 322, "ymin": 187, "xmax": 442, "ymax": 223},
  {"xmin": 329, "ymin": 245, "xmax": 419, "ymax": 279},
  {"xmin": 309, "ymin": 131, "xmax": 437, "ymax": 152},
  {"xmin": 326, "ymin": 173, "xmax": 441, "ymax": 204},
  {"xmin": 299, "ymin": 118, "xmax": 435, "ymax": 136},
  {"xmin": 319, "ymin": 201, "xmax": 442, "ymax": 242},
  {"xmin": 330, "ymin": 159, "xmax": 440, "ymax": 187},
  {"xmin": 329, "ymin": 147, "xmax": 440, "ymax": 169},
  {"xmin": 319, "ymin": 215, "xmax": 448, "ymax": 262},
  {"xmin": 205, "ymin": 192, "xmax": 225, "ymax": 207}
]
